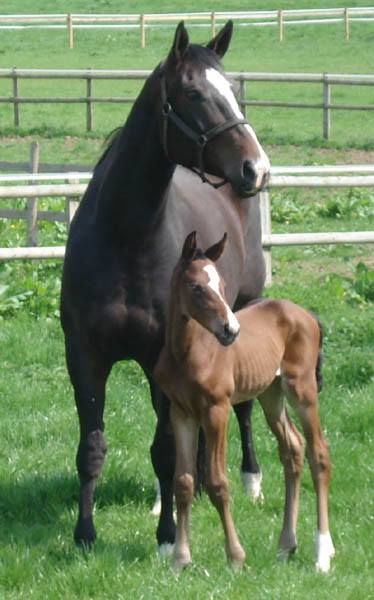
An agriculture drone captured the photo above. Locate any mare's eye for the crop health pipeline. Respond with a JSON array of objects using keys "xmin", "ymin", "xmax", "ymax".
[{"xmin": 185, "ymin": 89, "xmax": 203, "ymax": 102}]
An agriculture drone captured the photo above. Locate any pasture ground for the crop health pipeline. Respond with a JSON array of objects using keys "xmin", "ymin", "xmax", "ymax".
[{"xmin": 1, "ymin": 1, "xmax": 373, "ymax": 598}]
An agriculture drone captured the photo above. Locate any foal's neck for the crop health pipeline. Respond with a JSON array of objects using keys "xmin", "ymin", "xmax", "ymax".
[
  {"xmin": 166, "ymin": 282, "xmax": 219, "ymax": 366},
  {"xmin": 95, "ymin": 68, "xmax": 175, "ymax": 236}
]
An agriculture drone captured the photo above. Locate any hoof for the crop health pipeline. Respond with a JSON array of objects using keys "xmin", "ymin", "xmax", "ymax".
[
  {"xmin": 240, "ymin": 471, "xmax": 264, "ymax": 503},
  {"xmin": 172, "ymin": 548, "xmax": 191, "ymax": 573},
  {"xmin": 158, "ymin": 542, "xmax": 175, "ymax": 558},
  {"xmin": 74, "ymin": 517, "xmax": 96, "ymax": 548},
  {"xmin": 315, "ymin": 531, "xmax": 335, "ymax": 573}
]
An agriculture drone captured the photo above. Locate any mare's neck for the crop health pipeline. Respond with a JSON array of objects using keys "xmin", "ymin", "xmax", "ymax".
[{"xmin": 96, "ymin": 68, "xmax": 174, "ymax": 236}]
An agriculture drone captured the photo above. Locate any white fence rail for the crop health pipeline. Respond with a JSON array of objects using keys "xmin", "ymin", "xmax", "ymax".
[
  {"xmin": 1, "ymin": 68, "xmax": 374, "ymax": 139},
  {"xmin": 0, "ymin": 7, "xmax": 373, "ymax": 47},
  {"xmin": 1, "ymin": 165, "xmax": 373, "ymax": 284}
]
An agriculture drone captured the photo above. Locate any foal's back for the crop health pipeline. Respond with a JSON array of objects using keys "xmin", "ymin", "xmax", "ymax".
[{"xmin": 222, "ymin": 299, "xmax": 321, "ymax": 403}]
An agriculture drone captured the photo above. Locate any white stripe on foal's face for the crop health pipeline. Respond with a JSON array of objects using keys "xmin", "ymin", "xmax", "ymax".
[
  {"xmin": 203, "ymin": 264, "xmax": 240, "ymax": 335},
  {"xmin": 205, "ymin": 68, "xmax": 270, "ymax": 184}
]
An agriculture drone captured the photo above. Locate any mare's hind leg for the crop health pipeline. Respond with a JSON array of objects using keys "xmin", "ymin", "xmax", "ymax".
[
  {"xmin": 149, "ymin": 381, "xmax": 176, "ymax": 554},
  {"xmin": 233, "ymin": 400, "xmax": 263, "ymax": 502},
  {"xmin": 65, "ymin": 333, "xmax": 111, "ymax": 546},
  {"xmin": 286, "ymin": 378, "xmax": 334, "ymax": 572},
  {"xmin": 203, "ymin": 401, "xmax": 246, "ymax": 569},
  {"xmin": 258, "ymin": 379, "xmax": 304, "ymax": 559}
]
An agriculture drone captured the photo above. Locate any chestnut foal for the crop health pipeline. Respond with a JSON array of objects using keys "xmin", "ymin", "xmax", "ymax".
[{"xmin": 153, "ymin": 231, "xmax": 334, "ymax": 573}]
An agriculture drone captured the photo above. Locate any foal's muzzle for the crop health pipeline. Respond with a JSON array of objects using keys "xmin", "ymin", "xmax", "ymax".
[{"xmin": 215, "ymin": 323, "xmax": 239, "ymax": 347}]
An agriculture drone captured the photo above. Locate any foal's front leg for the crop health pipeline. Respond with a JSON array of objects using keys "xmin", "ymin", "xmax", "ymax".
[
  {"xmin": 203, "ymin": 401, "xmax": 246, "ymax": 569},
  {"xmin": 170, "ymin": 407, "xmax": 199, "ymax": 572}
]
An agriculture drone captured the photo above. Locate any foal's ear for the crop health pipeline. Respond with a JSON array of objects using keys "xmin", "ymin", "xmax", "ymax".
[
  {"xmin": 182, "ymin": 231, "xmax": 197, "ymax": 262},
  {"xmin": 205, "ymin": 232, "xmax": 227, "ymax": 262},
  {"xmin": 169, "ymin": 21, "xmax": 189, "ymax": 65},
  {"xmin": 206, "ymin": 20, "xmax": 233, "ymax": 58}
]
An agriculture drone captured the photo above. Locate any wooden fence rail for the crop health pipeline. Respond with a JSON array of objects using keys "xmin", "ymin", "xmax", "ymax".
[
  {"xmin": 1, "ymin": 7, "xmax": 374, "ymax": 47},
  {"xmin": 1, "ymin": 164, "xmax": 373, "ymax": 283},
  {"xmin": 1, "ymin": 68, "xmax": 373, "ymax": 139}
]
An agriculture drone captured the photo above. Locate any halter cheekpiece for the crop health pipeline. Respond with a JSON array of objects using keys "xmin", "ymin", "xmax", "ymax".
[{"xmin": 160, "ymin": 74, "xmax": 248, "ymax": 189}]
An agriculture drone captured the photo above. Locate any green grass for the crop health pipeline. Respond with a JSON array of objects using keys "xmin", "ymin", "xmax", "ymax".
[{"xmin": 1, "ymin": 1, "xmax": 374, "ymax": 144}]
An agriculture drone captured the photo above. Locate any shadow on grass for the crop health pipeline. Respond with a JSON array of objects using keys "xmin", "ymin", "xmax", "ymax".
[{"xmin": 0, "ymin": 470, "xmax": 156, "ymax": 554}]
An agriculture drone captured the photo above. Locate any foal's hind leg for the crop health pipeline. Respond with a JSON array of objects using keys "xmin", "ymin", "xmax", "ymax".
[
  {"xmin": 258, "ymin": 380, "xmax": 304, "ymax": 559},
  {"xmin": 65, "ymin": 333, "xmax": 111, "ymax": 546},
  {"xmin": 233, "ymin": 400, "xmax": 263, "ymax": 503},
  {"xmin": 203, "ymin": 401, "xmax": 246, "ymax": 568},
  {"xmin": 287, "ymin": 380, "xmax": 334, "ymax": 572}
]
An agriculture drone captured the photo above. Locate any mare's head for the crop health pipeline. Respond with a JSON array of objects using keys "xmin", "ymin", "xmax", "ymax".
[
  {"xmin": 174, "ymin": 231, "xmax": 240, "ymax": 346},
  {"xmin": 159, "ymin": 21, "xmax": 270, "ymax": 198}
]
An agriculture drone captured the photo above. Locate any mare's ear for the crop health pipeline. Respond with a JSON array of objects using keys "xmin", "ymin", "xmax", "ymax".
[
  {"xmin": 182, "ymin": 231, "xmax": 197, "ymax": 262},
  {"xmin": 168, "ymin": 21, "xmax": 189, "ymax": 65},
  {"xmin": 205, "ymin": 233, "xmax": 227, "ymax": 262},
  {"xmin": 206, "ymin": 20, "xmax": 233, "ymax": 58}
]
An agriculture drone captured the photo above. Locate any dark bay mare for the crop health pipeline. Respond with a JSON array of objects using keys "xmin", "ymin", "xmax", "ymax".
[{"xmin": 60, "ymin": 21, "xmax": 270, "ymax": 552}]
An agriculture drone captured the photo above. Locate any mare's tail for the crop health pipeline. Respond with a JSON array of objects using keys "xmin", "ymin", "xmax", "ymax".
[{"xmin": 310, "ymin": 312, "xmax": 324, "ymax": 393}]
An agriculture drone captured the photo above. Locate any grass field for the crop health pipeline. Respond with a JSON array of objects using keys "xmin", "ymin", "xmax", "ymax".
[{"xmin": 0, "ymin": 1, "xmax": 374, "ymax": 599}]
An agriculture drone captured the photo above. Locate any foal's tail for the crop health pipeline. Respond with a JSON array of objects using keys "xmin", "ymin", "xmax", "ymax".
[{"xmin": 310, "ymin": 312, "xmax": 324, "ymax": 393}]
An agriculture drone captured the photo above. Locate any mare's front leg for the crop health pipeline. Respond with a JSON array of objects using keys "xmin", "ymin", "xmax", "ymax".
[
  {"xmin": 203, "ymin": 401, "xmax": 246, "ymax": 569},
  {"xmin": 258, "ymin": 379, "xmax": 304, "ymax": 559},
  {"xmin": 233, "ymin": 400, "xmax": 263, "ymax": 502},
  {"xmin": 149, "ymin": 382, "xmax": 176, "ymax": 554},
  {"xmin": 65, "ymin": 333, "xmax": 111, "ymax": 546},
  {"xmin": 170, "ymin": 407, "xmax": 199, "ymax": 572}
]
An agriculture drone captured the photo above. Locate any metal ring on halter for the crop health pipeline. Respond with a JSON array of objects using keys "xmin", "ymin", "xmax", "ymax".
[
  {"xmin": 162, "ymin": 102, "xmax": 171, "ymax": 116},
  {"xmin": 197, "ymin": 135, "xmax": 207, "ymax": 148}
]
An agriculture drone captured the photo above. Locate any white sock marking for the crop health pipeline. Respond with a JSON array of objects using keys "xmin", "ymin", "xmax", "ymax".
[
  {"xmin": 150, "ymin": 479, "xmax": 162, "ymax": 517},
  {"xmin": 203, "ymin": 264, "xmax": 240, "ymax": 335},
  {"xmin": 240, "ymin": 470, "xmax": 264, "ymax": 503},
  {"xmin": 315, "ymin": 530, "xmax": 335, "ymax": 573},
  {"xmin": 158, "ymin": 542, "xmax": 175, "ymax": 558},
  {"xmin": 205, "ymin": 67, "xmax": 270, "ymax": 182}
]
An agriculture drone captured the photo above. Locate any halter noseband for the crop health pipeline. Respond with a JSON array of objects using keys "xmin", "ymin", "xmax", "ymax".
[{"xmin": 160, "ymin": 74, "xmax": 248, "ymax": 189}]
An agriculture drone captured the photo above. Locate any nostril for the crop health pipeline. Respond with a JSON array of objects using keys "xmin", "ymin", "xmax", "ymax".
[{"xmin": 242, "ymin": 160, "xmax": 256, "ymax": 185}]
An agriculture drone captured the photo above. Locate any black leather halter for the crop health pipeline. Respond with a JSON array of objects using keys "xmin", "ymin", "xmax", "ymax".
[{"xmin": 160, "ymin": 74, "xmax": 248, "ymax": 189}]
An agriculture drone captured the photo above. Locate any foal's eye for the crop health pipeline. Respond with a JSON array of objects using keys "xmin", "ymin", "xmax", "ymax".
[
  {"xmin": 188, "ymin": 282, "xmax": 203, "ymax": 294},
  {"xmin": 185, "ymin": 89, "xmax": 203, "ymax": 102}
]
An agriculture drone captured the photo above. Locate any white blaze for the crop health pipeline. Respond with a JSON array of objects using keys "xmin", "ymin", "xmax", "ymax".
[
  {"xmin": 203, "ymin": 264, "xmax": 240, "ymax": 335},
  {"xmin": 205, "ymin": 67, "xmax": 270, "ymax": 185}
]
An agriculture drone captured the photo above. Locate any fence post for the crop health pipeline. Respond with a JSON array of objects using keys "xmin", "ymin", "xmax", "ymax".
[
  {"xmin": 140, "ymin": 14, "xmax": 145, "ymax": 48},
  {"xmin": 211, "ymin": 12, "xmax": 216, "ymax": 38},
  {"xmin": 86, "ymin": 69, "xmax": 93, "ymax": 131},
  {"xmin": 260, "ymin": 189, "xmax": 272, "ymax": 285},
  {"xmin": 344, "ymin": 8, "xmax": 350, "ymax": 41},
  {"xmin": 323, "ymin": 74, "xmax": 331, "ymax": 140},
  {"xmin": 12, "ymin": 67, "xmax": 19, "ymax": 127},
  {"xmin": 67, "ymin": 13, "xmax": 74, "ymax": 49},
  {"xmin": 239, "ymin": 77, "xmax": 246, "ymax": 118},
  {"xmin": 278, "ymin": 10, "xmax": 284, "ymax": 42},
  {"xmin": 65, "ymin": 176, "xmax": 79, "ymax": 231},
  {"xmin": 26, "ymin": 141, "xmax": 40, "ymax": 246}
]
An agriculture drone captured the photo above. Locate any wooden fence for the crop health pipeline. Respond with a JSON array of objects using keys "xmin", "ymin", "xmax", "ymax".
[
  {"xmin": 1, "ymin": 152, "xmax": 373, "ymax": 282},
  {"xmin": 1, "ymin": 7, "xmax": 374, "ymax": 47},
  {"xmin": 1, "ymin": 68, "xmax": 374, "ymax": 139}
]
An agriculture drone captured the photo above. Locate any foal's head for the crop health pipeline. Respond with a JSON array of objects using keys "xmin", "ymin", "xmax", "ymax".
[
  {"xmin": 175, "ymin": 231, "xmax": 240, "ymax": 346},
  {"xmin": 160, "ymin": 21, "xmax": 270, "ymax": 198}
]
